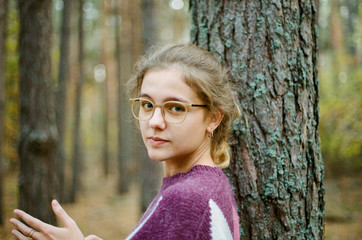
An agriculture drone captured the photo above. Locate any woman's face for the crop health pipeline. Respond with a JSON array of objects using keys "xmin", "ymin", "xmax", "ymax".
[{"xmin": 139, "ymin": 67, "xmax": 212, "ymax": 165}]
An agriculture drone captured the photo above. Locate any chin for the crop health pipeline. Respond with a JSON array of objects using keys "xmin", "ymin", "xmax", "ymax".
[{"xmin": 146, "ymin": 150, "xmax": 168, "ymax": 162}]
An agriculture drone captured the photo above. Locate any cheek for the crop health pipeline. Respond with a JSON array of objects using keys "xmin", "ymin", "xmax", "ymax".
[
  {"xmin": 139, "ymin": 122, "xmax": 148, "ymax": 139},
  {"xmin": 176, "ymin": 121, "xmax": 207, "ymax": 145}
]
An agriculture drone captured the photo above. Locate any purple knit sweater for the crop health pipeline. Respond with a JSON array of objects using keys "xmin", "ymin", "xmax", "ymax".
[{"xmin": 126, "ymin": 165, "xmax": 240, "ymax": 240}]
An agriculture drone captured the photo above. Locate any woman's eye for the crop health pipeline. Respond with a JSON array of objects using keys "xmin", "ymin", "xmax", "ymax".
[
  {"xmin": 141, "ymin": 101, "xmax": 153, "ymax": 110},
  {"xmin": 168, "ymin": 104, "xmax": 186, "ymax": 113}
]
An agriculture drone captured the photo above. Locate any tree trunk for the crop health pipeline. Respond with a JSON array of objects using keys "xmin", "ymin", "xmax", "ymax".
[
  {"xmin": 70, "ymin": 0, "xmax": 84, "ymax": 203},
  {"xmin": 56, "ymin": 0, "xmax": 71, "ymax": 203},
  {"xmin": 116, "ymin": 0, "xmax": 141, "ymax": 194},
  {"xmin": 345, "ymin": 0, "xmax": 358, "ymax": 55},
  {"xmin": 115, "ymin": 0, "xmax": 129, "ymax": 193},
  {"xmin": 129, "ymin": 0, "xmax": 142, "ymax": 65},
  {"xmin": 18, "ymin": 0, "xmax": 58, "ymax": 225},
  {"xmin": 139, "ymin": 0, "xmax": 163, "ymax": 214},
  {"xmin": 141, "ymin": 0, "xmax": 158, "ymax": 49},
  {"xmin": 191, "ymin": 1, "xmax": 324, "ymax": 239},
  {"xmin": 329, "ymin": 0, "xmax": 343, "ymax": 50},
  {"xmin": 100, "ymin": 0, "xmax": 110, "ymax": 177},
  {"xmin": 0, "ymin": 0, "xmax": 8, "ymax": 226}
]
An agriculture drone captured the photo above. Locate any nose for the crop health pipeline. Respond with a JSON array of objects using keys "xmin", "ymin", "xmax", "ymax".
[{"xmin": 148, "ymin": 107, "xmax": 166, "ymax": 129}]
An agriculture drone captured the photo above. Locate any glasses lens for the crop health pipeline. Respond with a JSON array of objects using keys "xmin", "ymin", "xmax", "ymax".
[
  {"xmin": 163, "ymin": 102, "xmax": 187, "ymax": 124},
  {"xmin": 131, "ymin": 99, "xmax": 140, "ymax": 119},
  {"xmin": 131, "ymin": 99, "xmax": 153, "ymax": 120}
]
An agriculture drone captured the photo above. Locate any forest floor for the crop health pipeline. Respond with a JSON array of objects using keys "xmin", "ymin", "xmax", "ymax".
[
  {"xmin": 0, "ymin": 163, "xmax": 140, "ymax": 240},
  {"xmin": 323, "ymin": 175, "xmax": 362, "ymax": 240},
  {"xmin": 0, "ymin": 165, "xmax": 361, "ymax": 240}
]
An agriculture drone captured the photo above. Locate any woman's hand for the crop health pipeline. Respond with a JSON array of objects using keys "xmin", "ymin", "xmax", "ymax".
[
  {"xmin": 10, "ymin": 200, "xmax": 85, "ymax": 240},
  {"xmin": 84, "ymin": 235, "xmax": 103, "ymax": 240}
]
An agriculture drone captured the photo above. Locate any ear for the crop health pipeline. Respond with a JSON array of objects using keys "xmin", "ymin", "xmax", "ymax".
[{"xmin": 207, "ymin": 109, "xmax": 224, "ymax": 134}]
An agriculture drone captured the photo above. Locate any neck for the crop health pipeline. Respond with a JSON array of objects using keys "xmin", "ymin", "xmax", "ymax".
[{"xmin": 163, "ymin": 140, "xmax": 216, "ymax": 177}]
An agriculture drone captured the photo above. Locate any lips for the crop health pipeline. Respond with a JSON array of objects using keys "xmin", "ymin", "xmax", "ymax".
[{"xmin": 148, "ymin": 136, "xmax": 169, "ymax": 146}]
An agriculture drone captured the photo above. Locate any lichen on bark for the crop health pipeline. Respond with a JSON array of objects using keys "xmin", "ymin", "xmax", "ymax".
[{"xmin": 191, "ymin": 0, "xmax": 324, "ymax": 239}]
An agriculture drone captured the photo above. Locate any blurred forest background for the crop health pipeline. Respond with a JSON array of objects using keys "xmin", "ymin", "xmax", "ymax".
[{"xmin": 0, "ymin": 0, "xmax": 361, "ymax": 239}]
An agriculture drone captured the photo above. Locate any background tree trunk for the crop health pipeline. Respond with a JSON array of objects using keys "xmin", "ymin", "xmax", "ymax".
[
  {"xmin": 0, "ymin": 0, "xmax": 8, "ymax": 226},
  {"xmin": 116, "ymin": 0, "xmax": 142, "ymax": 194},
  {"xmin": 56, "ymin": 0, "xmax": 71, "ymax": 203},
  {"xmin": 70, "ymin": 0, "xmax": 85, "ymax": 203},
  {"xmin": 344, "ymin": 0, "xmax": 358, "ymax": 56},
  {"xmin": 18, "ymin": 0, "xmax": 58, "ymax": 225},
  {"xmin": 100, "ymin": 0, "xmax": 110, "ymax": 177},
  {"xmin": 115, "ymin": 0, "xmax": 129, "ymax": 194},
  {"xmin": 191, "ymin": 1, "xmax": 325, "ymax": 239},
  {"xmin": 141, "ymin": 0, "xmax": 158, "ymax": 49},
  {"xmin": 139, "ymin": 0, "xmax": 163, "ymax": 214}
]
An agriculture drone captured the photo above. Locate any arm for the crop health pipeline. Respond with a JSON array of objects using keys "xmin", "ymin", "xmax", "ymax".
[
  {"xmin": 127, "ymin": 193, "xmax": 210, "ymax": 240},
  {"xmin": 10, "ymin": 200, "xmax": 103, "ymax": 240}
]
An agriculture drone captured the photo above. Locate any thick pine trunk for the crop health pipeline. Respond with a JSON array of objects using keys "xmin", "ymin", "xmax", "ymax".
[
  {"xmin": 18, "ymin": 0, "xmax": 58, "ymax": 225},
  {"xmin": 56, "ymin": 0, "xmax": 71, "ymax": 203},
  {"xmin": 191, "ymin": 1, "xmax": 324, "ymax": 239},
  {"xmin": 0, "ymin": 0, "xmax": 8, "ymax": 226}
]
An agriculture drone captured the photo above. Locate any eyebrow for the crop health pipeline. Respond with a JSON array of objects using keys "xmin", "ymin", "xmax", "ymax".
[{"xmin": 139, "ymin": 93, "xmax": 189, "ymax": 103}]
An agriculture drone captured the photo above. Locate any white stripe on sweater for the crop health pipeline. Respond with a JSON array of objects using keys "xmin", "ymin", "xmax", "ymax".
[
  {"xmin": 209, "ymin": 199, "xmax": 233, "ymax": 240},
  {"xmin": 125, "ymin": 196, "xmax": 163, "ymax": 240}
]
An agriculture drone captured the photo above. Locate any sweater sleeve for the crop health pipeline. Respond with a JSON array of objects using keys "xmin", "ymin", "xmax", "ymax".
[{"xmin": 126, "ymin": 190, "xmax": 212, "ymax": 240}]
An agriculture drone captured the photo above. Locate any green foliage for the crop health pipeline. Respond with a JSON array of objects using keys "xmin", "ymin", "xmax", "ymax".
[
  {"xmin": 318, "ymin": 0, "xmax": 361, "ymax": 177},
  {"xmin": 319, "ymin": 80, "xmax": 361, "ymax": 175},
  {"xmin": 319, "ymin": 53, "xmax": 361, "ymax": 176},
  {"xmin": 4, "ymin": 2, "xmax": 19, "ymax": 168}
]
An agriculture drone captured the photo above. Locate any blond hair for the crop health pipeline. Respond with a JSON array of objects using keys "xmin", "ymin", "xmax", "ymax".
[{"xmin": 127, "ymin": 44, "xmax": 238, "ymax": 168}]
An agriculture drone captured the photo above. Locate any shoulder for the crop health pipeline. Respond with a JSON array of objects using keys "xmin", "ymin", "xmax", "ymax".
[
  {"xmin": 160, "ymin": 175, "xmax": 239, "ymax": 240},
  {"xmin": 162, "ymin": 166, "xmax": 229, "ymax": 202},
  {"xmin": 155, "ymin": 166, "xmax": 231, "ymax": 223},
  {"xmin": 161, "ymin": 165, "xmax": 238, "ymax": 225},
  {"xmin": 127, "ymin": 166, "xmax": 240, "ymax": 240}
]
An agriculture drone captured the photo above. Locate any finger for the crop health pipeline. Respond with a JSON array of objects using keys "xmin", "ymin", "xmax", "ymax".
[
  {"xmin": 10, "ymin": 218, "xmax": 40, "ymax": 239},
  {"xmin": 51, "ymin": 199, "xmax": 76, "ymax": 228},
  {"xmin": 13, "ymin": 209, "xmax": 48, "ymax": 232},
  {"xmin": 85, "ymin": 235, "xmax": 104, "ymax": 240},
  {"xmin": 10, "ymin": 217, "xmax": 33, "ymax": 235},
  {"xmin": 11, "ymin": 229, "xmax": 28, "ymax": 240}
]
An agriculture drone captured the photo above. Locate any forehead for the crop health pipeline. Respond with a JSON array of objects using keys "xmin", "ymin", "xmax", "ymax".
[{"xmin": 140, "ymin": 67, "xmax": 200, "ymax": 103}]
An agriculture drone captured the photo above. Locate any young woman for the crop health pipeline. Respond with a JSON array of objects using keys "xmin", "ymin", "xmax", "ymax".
[{"xmin": 10, "ymin": 44, "xmax": 240, "ymax": 240}]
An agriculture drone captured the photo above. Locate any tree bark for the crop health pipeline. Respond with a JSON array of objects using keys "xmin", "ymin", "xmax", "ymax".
[
  {"xmin": 0, "ymin": 0, "xmax": 8, "ymax": 226},
  {"xmin": 70, "ymin": 0, "xmax": 84, "ymax": 203},
  {"xmin": 18, "ymin": 0, "xmax": 58, "ymax": 225},
  {"xmin": 56, "ymin": 0, "xmax": 71, "ymax": 203},
  {"xmin": 191, "ymin": 1, "xmax": 324, "ymax": 239}
]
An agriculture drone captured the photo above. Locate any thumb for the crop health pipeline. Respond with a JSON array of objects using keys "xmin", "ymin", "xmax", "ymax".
[{"xmin": 51, "ymin": 200, "xmax": 76, "ymax": 228}]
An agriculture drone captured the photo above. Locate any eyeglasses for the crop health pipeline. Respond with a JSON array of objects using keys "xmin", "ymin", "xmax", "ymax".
[{"xmin": 129, "ymin": 98, "xmax": 208, "ymax": 124}]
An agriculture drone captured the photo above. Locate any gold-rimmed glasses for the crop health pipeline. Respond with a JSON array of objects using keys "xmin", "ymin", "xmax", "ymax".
[{"xmin": 129, "ymin": 98, "xmax": 208, "ymax": 124}]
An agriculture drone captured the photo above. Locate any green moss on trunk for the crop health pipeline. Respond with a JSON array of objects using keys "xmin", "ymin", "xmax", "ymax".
[{"xmin": 191, "ymin": 0, "xmax": 324, "ymax": 239}]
